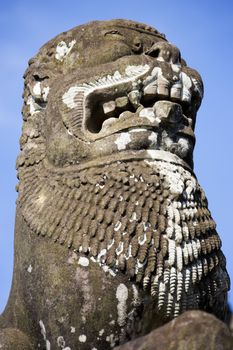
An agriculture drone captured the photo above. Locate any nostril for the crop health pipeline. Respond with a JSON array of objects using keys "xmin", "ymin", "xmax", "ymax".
[
  {"xmin": 149, "ymin": 48, "xmax": 160, "ymax": 58},
  {"xmin": 146, "ymin": 41, "xmax": 182, "ymax": 64}
]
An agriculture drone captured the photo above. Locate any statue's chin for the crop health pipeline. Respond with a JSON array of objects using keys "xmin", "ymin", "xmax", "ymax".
[
  {"xmin": 85, "ymin": 128, "xmax": 193, "ymax": 170},
  {"xmin": 46, "ymin": 128, "xmax": 193, "ymax": 171}
]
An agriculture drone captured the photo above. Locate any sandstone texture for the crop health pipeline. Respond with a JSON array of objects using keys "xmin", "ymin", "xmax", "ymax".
[
  {"xmin": 115, "ymin": 311, "xmax": 233, "ymax": 350},
  {"xmin": 0, "ymin": 19, "xmax": 230, "ymax": 349}
]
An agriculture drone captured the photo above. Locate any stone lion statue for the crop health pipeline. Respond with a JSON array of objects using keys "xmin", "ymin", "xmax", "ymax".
[{"xmin": 0, "ymin": 19, "xmax": 230, "ymax": 349}]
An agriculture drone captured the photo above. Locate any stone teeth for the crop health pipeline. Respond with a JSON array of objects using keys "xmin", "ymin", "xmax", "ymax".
[
  {"xmin": 157, "ymin": 75, "xmax": 170, "ymax": 97},
  {"xmin": 180, "ymin": 72, "xmax": 192, "ymax": 103},
  {"xmin": 119, "ymin": 111, "xmax": 134, "ymax": 121},
  {"xmin": 143, "ymin": 82, "xmax": 157, "ymax": 99},
  {"xmin": 153, "ymin": 100, "xmax": 183, "ymax": 124},
  {"xmin": 102, "ymin": 101, "xmax": 116, "ymax": 116},
  {"xmin": 139, "ymin": 108, "xmax": 156, "ymax": 123},
  {"xmin": 192, "ymin": 77, "xmax": 203, "ymax": 98},
  {"xmin": 170, "ymin": 82, "xmax": 182, "ymax": 100},
  {"xmin": 115, "ymin": 96, "xmax": 129, "ymax": 109},
  {"xmin": 102, "ymin": 117, "xmax": 118, "ymax": 129},
  {"xmin": 128, "ymin": 90, "xmax": 142, "ymax": 108}
]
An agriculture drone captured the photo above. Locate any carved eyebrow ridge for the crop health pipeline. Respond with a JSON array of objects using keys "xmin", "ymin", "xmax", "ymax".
[{"xmin": 104, "ymin": 29, "xmax": 124, "ymax": 37}]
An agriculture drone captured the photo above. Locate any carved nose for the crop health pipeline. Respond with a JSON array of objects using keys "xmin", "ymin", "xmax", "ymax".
[{"xmin": 146, "ymin": 41, "xmax": 181, "ymax": 64}]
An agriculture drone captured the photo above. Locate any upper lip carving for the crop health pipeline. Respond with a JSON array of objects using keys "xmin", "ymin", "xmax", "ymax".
[{"xmin": 61, "ymin": 42, "xmax": 203, "ymax": 141}]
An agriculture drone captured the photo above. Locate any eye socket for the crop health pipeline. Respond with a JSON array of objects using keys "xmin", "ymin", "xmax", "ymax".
[
  {"xmin": 132, "ymin": 37, "xmax": 143, "ymax": 53},
  {"xmin": 104, "ymin": 30, "xmax": 124, "ymax": 38}
]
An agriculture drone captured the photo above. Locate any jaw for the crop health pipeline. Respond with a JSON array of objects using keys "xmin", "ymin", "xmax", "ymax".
[
  {"xmin": 48, "ymin": 53, "xmax": 202, "ymax": 168},
  {"xmin": 61, "ymin": 53, "xmax": 202, "ymax": 137}
]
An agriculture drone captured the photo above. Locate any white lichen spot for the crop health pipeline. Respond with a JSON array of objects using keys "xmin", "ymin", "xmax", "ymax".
[
  {"xmin": 70, "ymin": 326, "xmax": 76, "ymax": 333},
  {"xmin": 171, "ymin": 64, "xmax": 181, "ymax": 73},
  {"xmin": 116, "ymin": 284, "xmax": 128, "ymax": 326},
  {"xmin": 27, "ymin": 264, "xmax": 33, "ymax": 273},
  {"xmin": 115, "ymin": 242, "xmax": 124, "ymax": 256},
  {"xmin": 32, "ymin": 83, "xmax": 50, "ymax": 102},
  {"xmin": 114, "ymin": 221, "xmax": 122, "ymax": 231},
  {"xmin": 146, "ymin": 66, "xmax": 162, "ymax": 83},
  {"xmin": 78, "ymin": 334, "xmax": 87, "ymax": 343},
  {"xmin": 146, "ymin": 149, "xmax": 177, "ymax": 164},
  {"xmin": 192, "ymin": 77, "xmax": 203, "ymax": 98},
  {"xmin": 106, "ymin": 334, "xmax": 116, "ymax": 347},
  {"xmin": 132, "ymin": 284, "xmax": 141, "ymax": 306},
  {"xmin": 39, "ymin": 320, "xmax": 51, "ymax": 350},
  {"xmin": 146, "ymin": 149, "xmax": 159, "ymax": 160},
  {"xmin": 99, "ymin": 329, "xmax": 105, "ymax": 336},
  {"xmin": 96, "ymin": 182, "xmax": 105, "ymax": 189},
  {"xmin": 143, "ymin": 222, "xmax": 150, "ymax": 231},
  {"xmin": 97, "ymin": 249, "xmax": 107, "ymax": 263},
  {"xmin": 129, "ymin": 127, "xmax": 149, "ymax": 133},
  {"xmin": 138, "ymin": 233, "xmax": 147, "ymax": 246},
  {"xmin": 102, "ymin": 264, "xmax": 116, "ymax": 277},
  {"xmin": 177, "ymin": 138, "xmax": 190, "ymax": 157},
  {"xmin": 125, "ymin": 64, "xmax": 149, "ymax": 77},
  {"xmin": 139, "ymin": 108, "xmax": 155, "ymax": 123},
  {"xmin": 39, "ymin": 320, "xmax": 46, "ymax": 340},
  {"xmin": 129, "ymin": 212, "xmax": 137, "ymax": 222},
  {"xmin": 57, "ymin": 336, "xmax": 65, "ymax": 348},
  {"xmin": 27, "ymin": 96, "xmax": 41, "ymax": 115},
  {"xmin": 113, "ymin": 70, "xmax": 122, "ymax": 79},
  {"xmin": 55, "ymin": 40, "xmax": 76, "ymax": 61},
  {"xmin": 114, "ymin": 132, "xmax": 131, "ymax": 150},
  {"xmin": 36, "ymin": 193, "xmax": 47, "ymax": 206},
  {"xmin": 135, "ymin": 259, "xmax": 146, "ymax": 274},
  {"xmin": 180, "ymin": 71, "xmax": 192, "ymax": 102},
  {"xmin": 148, "ymin": 132, "xmax": 158, "ymax": 146},
  {"xmin": 125, "ymin": 244, "xmax": 132, "ymax": 260},
  {"xmin": 107, "ymin": 239, "xmax": 115, "ymax": 250},
  {"xmin": 78, "ymin": 256, "xmax": 89, "ymax": 267},
  {"xmin": 62, "ymin": 86, "xmax": 84, "ymax": 109},
  {"xmin": 33, "ymin": 82, "xmax": 42, "ymax": 97},
  {"xmin": 42, "ymin": 86, "xmax": 50, "ymax": 101}
]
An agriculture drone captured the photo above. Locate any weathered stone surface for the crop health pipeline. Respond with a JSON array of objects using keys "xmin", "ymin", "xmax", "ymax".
[
  {"xmin": 0, "ymin": 19, "xmax": 230, "ymax": 349},
  {"xmin": 0, "ymin": 328, "xmax": 33, "ymax": 350},
  {"xmin": 114, "ymin": 311, "xmax": 233, "ymax": 350},
  {"xmin": 229, "ymin": 312, "xmax": 233, "ymax": 336}
]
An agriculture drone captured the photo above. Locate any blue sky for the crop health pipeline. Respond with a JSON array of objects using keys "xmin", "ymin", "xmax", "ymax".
[{"xmin": 0, "ymin": 0, "xmax": 232, "ymax": 313}]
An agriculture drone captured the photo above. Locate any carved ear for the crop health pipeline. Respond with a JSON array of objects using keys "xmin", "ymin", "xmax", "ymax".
[{"xmin": 17, "ymin": 65, "xmax": 54, "ymax": 173}]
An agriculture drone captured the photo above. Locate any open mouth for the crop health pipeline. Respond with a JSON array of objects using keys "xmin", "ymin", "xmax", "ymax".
[{"xmin": 62, "ymin": 62, "xmax": 203, "ymax": 141}]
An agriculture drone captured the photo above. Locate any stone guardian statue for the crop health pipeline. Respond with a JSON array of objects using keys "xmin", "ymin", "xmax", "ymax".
[{"xmin": 0, "ymin": 19, "xmax": 230, "ymax": 349}]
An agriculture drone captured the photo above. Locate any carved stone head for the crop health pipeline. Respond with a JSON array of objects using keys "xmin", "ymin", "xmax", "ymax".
[{"xmin": 20, "ymin": 19, "xmax": 203, "ymax": 173}]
